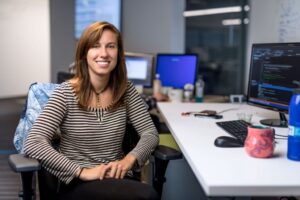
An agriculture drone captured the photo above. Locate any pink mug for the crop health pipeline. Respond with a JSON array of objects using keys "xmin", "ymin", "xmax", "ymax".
[{"xmin": 244, "ymin": 125, "xmax": 275, "ymax": 158}]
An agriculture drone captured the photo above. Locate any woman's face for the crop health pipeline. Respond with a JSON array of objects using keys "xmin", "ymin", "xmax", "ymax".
[{"xmin": 86, "ymin": 29, "xmax": 118, "ymax": 77}]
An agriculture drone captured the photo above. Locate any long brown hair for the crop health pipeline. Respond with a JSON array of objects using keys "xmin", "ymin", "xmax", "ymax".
[{"xmin": 71, "ymin": 21, "xmax": 128, "ymax": 110}]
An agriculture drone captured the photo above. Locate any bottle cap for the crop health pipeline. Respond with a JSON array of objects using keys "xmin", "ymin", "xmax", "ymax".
[
  {"xmin": 293, "ymin": 80, "xmax": 300, "ymax": 94},
  {"xmin": 184, "ymin": 83, "xmax": 194, "ymax": 90},
  {"xmin": 294, "ymin": 88, "xmax": 300, "ymax": 94}
]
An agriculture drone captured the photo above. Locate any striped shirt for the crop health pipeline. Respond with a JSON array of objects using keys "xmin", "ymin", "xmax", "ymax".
[{"xmin": 24, "ymin": 81, "xmax": 159, "ymax": 184}]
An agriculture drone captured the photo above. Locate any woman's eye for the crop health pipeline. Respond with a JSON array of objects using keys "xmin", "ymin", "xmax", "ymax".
[
  {"xmin": 92, "ymin": 44, "xmax": 100, "ymax": 48},
  {"xmin": 107, "ymin": 44, "xmax": 116, "ymax": 49}
]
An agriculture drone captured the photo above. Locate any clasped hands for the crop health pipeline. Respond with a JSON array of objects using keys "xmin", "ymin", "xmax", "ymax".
[{"xmin": 78, "ymin": 154, "xmax": 137, "ymax": 181}]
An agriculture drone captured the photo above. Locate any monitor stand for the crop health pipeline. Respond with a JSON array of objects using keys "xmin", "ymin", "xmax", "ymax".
[{"xmin": 260, "ymin": 112, "xmax": 288, "ymax": 127}]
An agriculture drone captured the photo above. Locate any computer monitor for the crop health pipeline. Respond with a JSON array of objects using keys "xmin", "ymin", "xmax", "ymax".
[
  {"xmin": 247, "ymin": 43, "xmax": 300, "ymax": 127},
  {"xmin": 155, "ymin": 54, "xmax": 198, "ymax": 89},
  {"xmin": 125, "ymin": 52, "xmax": 154, "ymax": 88}
]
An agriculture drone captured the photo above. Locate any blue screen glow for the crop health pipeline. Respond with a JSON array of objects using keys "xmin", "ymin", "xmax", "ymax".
[{"xmin": 155, "ymin": 54, "xmax": 198, "ymax": 89}]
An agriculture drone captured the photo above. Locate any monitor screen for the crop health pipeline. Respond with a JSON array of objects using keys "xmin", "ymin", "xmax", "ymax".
[
  {"xmin": 125, "ymin": 52, "xmax": 154, "ymax": 88},
  {"xmin": 155, "ymin": 54, "xmax": 198, "ymax": 89},
  {"xmin": 247, "ymin": 43, "xmax": 300, "ymax": 127},
  {"xmin": 75, "ymin": 0, "xmax": 121, "ymax": 39}
]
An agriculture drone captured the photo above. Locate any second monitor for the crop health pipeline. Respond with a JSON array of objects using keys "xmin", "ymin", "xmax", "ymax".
[
  {"xmin": 125, "ymin": 52, "xmax": 154, "ymax": 88},
  {"xmin": 155, "ymin": 54, "xmax": 198, "ymax": 89}
]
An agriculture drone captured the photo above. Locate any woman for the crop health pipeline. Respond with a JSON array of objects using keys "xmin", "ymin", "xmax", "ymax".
[{"xmin": 24, "ymin": 21, "xmax": 159, "ymax": 200}]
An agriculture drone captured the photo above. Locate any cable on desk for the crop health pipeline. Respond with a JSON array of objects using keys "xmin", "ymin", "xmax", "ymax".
[{"xmin": 217, "ymin": 107, "xmax": 241, "ymax": 114}]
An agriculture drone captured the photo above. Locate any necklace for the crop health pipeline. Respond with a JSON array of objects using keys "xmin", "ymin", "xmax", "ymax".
[
  {"xmin": 94, "ymin": 85, "xmax": 109, "ymax": 108},
  {"xmin": 95, "ymin": 92, "xmax": 102, "ymax": 108}
]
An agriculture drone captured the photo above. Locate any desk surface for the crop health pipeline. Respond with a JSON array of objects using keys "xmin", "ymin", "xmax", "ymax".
[{"xmin": 157, "ymin": 102, "xmax": 300, "ymax": 197}]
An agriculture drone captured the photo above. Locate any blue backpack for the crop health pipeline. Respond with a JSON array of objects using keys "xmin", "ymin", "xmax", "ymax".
[{"xmin": 13, "ymin": 83, "xmax": 59, "ymax": 153}]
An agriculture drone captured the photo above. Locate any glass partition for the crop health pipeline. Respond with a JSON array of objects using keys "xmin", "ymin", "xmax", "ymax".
[{"xmin": 185, "ymin": 0, "xmax": 249, "ymax": 95}]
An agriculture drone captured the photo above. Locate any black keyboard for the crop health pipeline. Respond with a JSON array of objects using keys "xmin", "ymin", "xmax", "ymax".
[{"xmin": 216, "ymin": 120, "xmax": 250, "ymax": 142}]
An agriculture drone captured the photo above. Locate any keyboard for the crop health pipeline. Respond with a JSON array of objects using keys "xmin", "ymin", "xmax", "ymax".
[{"xmin": 216, "ymin": 120, "xmax": 250, "ymax": 142}]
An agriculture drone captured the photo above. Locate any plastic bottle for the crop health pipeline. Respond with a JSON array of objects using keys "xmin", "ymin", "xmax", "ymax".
[
  {"xmin": 183, "ymin": 83, "xmax": 194, "ymax": 102},
  {"xmin": 287, "ymin": 81, "xmax": 300, "ymax": 161},
  {"xmin": 195, "ymin": 76, "xmax": 205, "ymax": 102},
  {"xmin": 153, "ymin": 73, "xmax": 162, "ymax": 95}
]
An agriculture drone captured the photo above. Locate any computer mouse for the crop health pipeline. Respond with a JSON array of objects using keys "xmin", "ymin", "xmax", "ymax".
[{"xmin": 214, "ymin": 136, "xmax": 244, "ymax": 148}]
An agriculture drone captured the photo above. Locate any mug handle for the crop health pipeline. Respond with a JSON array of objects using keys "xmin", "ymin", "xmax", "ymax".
[{"xmin": 272, "ymin": 128, "xmax": 276, "ymax": 145}]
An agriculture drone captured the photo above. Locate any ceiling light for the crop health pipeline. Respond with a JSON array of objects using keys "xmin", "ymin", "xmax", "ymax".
[
  {"xmin": 184, "ymin": 6, "xmax": 242, "ymax": 17},
  {"xmin": 222, "ymin": 19, "xmax": 241, "ymax": 26}
]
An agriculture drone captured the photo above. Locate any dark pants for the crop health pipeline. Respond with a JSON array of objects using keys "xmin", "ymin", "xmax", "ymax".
[{"xmin": 56, "ymin": 177, "xmax": 160, "ymax": 200}]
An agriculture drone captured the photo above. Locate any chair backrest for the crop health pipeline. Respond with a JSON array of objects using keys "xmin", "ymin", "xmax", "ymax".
[
  {"xmin": 57, "ymin": 71, "xmax": 74, "ymax": 84},
  {"xmin": 13, "ymin": 83, "xmax": 59, "ymax": 153}
]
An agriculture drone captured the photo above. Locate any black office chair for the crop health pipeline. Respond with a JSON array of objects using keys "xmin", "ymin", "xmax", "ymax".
[
  {"xmin": 8, "ymin": 71, "xmax": 182, "ymax": 200},
  {"xmin": 57, "ymin": 71, "xmax": 74, "ymax": 84}
]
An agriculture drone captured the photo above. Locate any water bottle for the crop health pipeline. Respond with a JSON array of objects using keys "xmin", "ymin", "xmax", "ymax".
[
  {"xmin": 287, "ymin": 81, "xmax": 300, "ymax": 161},
  {"xmin": 195, "ymin": 76, "xmax": 205, "ymax": 102},
  {"xmin": 153, "ymin": 73, "xmax": 162, "ymax": 95}
]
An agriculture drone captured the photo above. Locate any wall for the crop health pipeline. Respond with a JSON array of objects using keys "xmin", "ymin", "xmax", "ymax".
[
  {"xmin": 122, "ymin": 0, "xmax": 185, "ymax": 54},
  {"xmin": 245, "ymin": 0, "xmax": 300, "ymax": 92},
  {"xmin": 0, "ymin": 0, "xmax": 50, "ymax": 98},
  {"xmin": 50, "ymin": 0, "xmax": 76, "ymax": 83}
]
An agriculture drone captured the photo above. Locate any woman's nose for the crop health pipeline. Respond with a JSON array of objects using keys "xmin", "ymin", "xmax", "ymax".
[{"xmin": 99, "ymin": 47, "xmax": 108, "ymax": 57}]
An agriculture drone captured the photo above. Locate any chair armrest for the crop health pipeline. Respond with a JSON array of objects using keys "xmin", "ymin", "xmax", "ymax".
[
  {"xmin": 8, "ymin": 154, "xmax": 41, "ymax": 173},
  {"xmin": 154, "ymin": 145, "xmax": 182, "ymax": 160}
]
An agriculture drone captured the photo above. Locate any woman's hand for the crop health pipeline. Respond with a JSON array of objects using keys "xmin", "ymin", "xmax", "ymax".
[
  {"xmin": 103, "ymin": 154, "xmax": 137, "ymax": 179},
  {"xmin": 77, "ymin": 154, "xmax": 137, "ymax": 181},
  {"xmin": 77, "ymin": 164, "xmax": 111, "ymax": 181}
]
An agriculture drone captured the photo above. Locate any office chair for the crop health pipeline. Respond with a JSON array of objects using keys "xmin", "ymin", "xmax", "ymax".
[{"xmin": 9, "ymin": 77, "xmax": 182, "ymax": 200}]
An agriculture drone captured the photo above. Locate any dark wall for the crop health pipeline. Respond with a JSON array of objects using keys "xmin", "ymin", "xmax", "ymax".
[{"xmin": 50, "ymin": 0, "xmax": 76, "ymax": 83}]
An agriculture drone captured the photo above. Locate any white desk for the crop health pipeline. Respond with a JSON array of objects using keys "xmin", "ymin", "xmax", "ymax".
[{"xmin": 157, "ymin": 102, "xmax": 300, "ymax": 197}]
